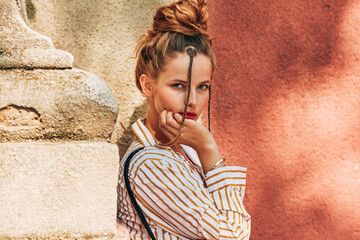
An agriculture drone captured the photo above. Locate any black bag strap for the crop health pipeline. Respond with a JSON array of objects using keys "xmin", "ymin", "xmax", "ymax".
[{"xmin": 124, "ymin": 147, "xmax": 156, "ymax": 240}]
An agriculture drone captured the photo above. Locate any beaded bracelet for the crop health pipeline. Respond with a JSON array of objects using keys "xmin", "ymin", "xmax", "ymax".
[{"xmin": 210, "ymin": 158, "xmax": 226, "ymax": 171}]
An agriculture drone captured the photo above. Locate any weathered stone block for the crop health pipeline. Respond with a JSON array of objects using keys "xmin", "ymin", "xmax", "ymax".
[
  {"xmin": 0, "ymin": 69, "xmax": 118, "ymax": 142},
  {"xmin": 0, "ymin": 141, "xmax": 120, "ymax": 239}
]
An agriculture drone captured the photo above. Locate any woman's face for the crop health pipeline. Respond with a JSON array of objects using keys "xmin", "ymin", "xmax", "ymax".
[{"xmin": 150, "ymin": 52, "xmax": 212, "ymax": 121}]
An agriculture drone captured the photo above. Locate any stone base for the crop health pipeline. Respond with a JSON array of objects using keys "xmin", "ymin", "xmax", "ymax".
[
  {"xmin": 0, "ymin": 69, "xmax": 118, "ymax": 142},
  {"xmin": 0, "ymin": 141, "xmax": 121, "ymax": 239}
]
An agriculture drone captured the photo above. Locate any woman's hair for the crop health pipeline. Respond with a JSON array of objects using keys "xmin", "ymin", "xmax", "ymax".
[{"xmin": 135, "ymin": 0, "xmax": 215, "ymax": 92}]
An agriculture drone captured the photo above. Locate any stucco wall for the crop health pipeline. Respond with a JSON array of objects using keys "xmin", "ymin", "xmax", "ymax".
[{"xmin": 208, "ymin": 0, "xmax": 360, "ymax": 239}]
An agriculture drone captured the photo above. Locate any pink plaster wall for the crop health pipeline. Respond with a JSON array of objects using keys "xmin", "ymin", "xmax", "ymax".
[{"xmin": 208, "ymin": 0, "xmax": 360, "ymax": 239}]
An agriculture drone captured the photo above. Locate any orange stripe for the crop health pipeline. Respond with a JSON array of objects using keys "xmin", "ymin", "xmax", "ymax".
[
  {"xmin": 131, "ymin": 124, "xmax": 145, "ymax": 146},
  {"xmin": 205, "ymin": 210, "xmax": 219, "ymax": 223},
  {"xmin": 219, "ymin": 219, "xmax": 245, "ymax": 238},
  {"xmin": 231, "ymin": 190, "xmax": 240, "ymax": 213},
  {"xmin": 136, "ymin": 121, "xmax": 152, "ymax": 145},
  {"xmin": 219, "ymin": 225, "xmax": 242, "ymax": 234},
  {"xmin": 153, "ymin": 162, "xmax": 208, "ymax": 213},
  {"xmin": 129, "ymin": 151, "xmax": 181, "ymax": 180},
  {"xmin": 140, "ymin": 221, "xmax": 144, "ymax": 239},
  {"xmin": 132, "ymin": 217, "xmax": 137, "ymax": 239},
  {"xmin": 219, "ymin": 190, "xmax": 225, "ymax": 210},
  {"xmin": 166, "ymin": 165, "xmax": 210, "ymax": 206},
  {"xmin": 219, "ymin": 229, "xmax": 244, "ymax": 239},
  {"xmin": 158, "ymin": 159, "xmax": 229, "ymax": 235},
  {"xmin": 147, "ymin": 152, "xmax": 183, "ymax": 165},
  {"xmin": 224, "ymin": 188, "xmax": 232, "ymax": 211},
  {"xmin": 244, "ymin": 221, "xmax": 250, "ymax": 239},
  {"xmin": 185, "ymin": 164, "xmax": 203, "ymax": 189},
  {"xmin": 169, "ymin": 232, "xmax": 173, "ymax": 240},
  {"xmin": 234, "ymin": 190, "xmax": 245, "ymax": 214},
  {"xmin": 146, "ymin": 162, "xmax": 204, "ymax": 215},
  {"xmin": 201, "ymin": 217, "xmax": 218, "ymax": 239},
  {"xmin": 133, "ymin": 184, "xmax": 181, "ymax": 236},
  {"xmin": 137, "ymin": 174, "xmax": 199, "ymax": 235},
  {"xmin": 129, "ymin": 152, "xmax": 148, "ymax": 179},
  {"xmin": 235, "ymin": 223, "xmax": 242, "ymax": 233},
  {"xmin": 209, "ymin": 184, "xmax": 246, "ymax": 193},
  {"xmin": 207, "ymin": 169, "xmax": 246, "ymax": 181},
  {"xmin": 130, "ymin": 154, "xmax": 190, "ymax": 191},
  {"xmin": 139, "ymin": 165, "xmax": 200, "ymax": 235},
  {"xmin": 174, "ymin": 163, "xmax": 197, "ymax": 190},
  {"xmin": 207, "ymin": 177, "xmax": 246, "ymax": 188},
  {"xmin": 222, "ymin": 216, "xmax": 237, "ymax": 229},
  {"xmin": 143, "ymin": 163, "xmax": 227, "ymax": 240},
  {"xmin": 163, "ymin": 148, "xmax": 177, "ymax": 158}
]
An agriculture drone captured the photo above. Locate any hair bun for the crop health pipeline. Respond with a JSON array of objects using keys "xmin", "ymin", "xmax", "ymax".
[{"xmin": 152, "ymin": 0, "xmax": 210, "ymax": 38}]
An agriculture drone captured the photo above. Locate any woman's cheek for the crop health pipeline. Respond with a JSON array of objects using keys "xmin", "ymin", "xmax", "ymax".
[
  {"xmin": 160, "ymin": 93, "xmax": 180, "ymax": 112},
  {"xmin": 154, "ymin": 96, "xmax": 173, "ymax": 114}
]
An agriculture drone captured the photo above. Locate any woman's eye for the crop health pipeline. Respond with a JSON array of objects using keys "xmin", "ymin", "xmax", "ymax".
[
  {"xmin": 198, "ymin": 84, "xmax": 209, "ymax": 90},
  {"xmin": 172, "ymin": 83, "xmax": 184, "ymax": 89}
]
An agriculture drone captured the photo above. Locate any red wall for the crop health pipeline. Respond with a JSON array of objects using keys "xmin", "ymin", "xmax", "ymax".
[{"xmin": 208, "ymin": 0, "xmax": 360, "ymax": 239}]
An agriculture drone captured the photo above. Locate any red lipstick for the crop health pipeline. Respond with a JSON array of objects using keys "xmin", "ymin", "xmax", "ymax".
[{"xmin": 179, "ymin": 112, "xmax": 197, "ymax": 120}]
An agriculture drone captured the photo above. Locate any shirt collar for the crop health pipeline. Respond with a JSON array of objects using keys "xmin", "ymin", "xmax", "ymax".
[{"xmin": 131, "ymin": 118, "xmax": 159, "ymax": 147}]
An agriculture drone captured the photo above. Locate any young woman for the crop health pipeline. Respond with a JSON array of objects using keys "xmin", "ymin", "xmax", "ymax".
[{"xmin": 117, "ymin": 0, "xmax": 251, "ymax": 239}]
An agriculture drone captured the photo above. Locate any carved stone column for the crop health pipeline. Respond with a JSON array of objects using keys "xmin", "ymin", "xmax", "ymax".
[
  {"xmin": 0, "ymin": 1, "xmax": 120, "ymax": 239},
  {"xmin": 0, "ymin": 0, "xmax": 73, "ymax": 69}
]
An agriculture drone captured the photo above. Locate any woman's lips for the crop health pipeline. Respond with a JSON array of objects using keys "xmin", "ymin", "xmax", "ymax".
[{"xmin": 178, "ymin": 112, "xmax": 197, "ymax": 120}]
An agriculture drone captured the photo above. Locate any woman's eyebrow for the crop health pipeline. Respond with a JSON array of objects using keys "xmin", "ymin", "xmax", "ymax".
[
  {"xmin": 172, "ymin": 79, "xmax": 211, "ymax": 83},
  {"xmin": 171, "ymin": 79, "xmax": 188, "ymax": 83},
  {"xmin": 200, "ymin": 80, "xmax": 211, "ymax": 84}
]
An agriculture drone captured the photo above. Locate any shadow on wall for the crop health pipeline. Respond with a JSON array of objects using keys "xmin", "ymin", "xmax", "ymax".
[
  {"xmin": 25, "ymin": 0, "xmax": 36, "ymax": 20},
  {"xmin": 115, "ymin": 102, "xmax": 146, "ymax": 237},
  {"xmin": 116, "ymin": 103, "xmax": 147, "ymax": 160},
  {"xmin": 30, "ymin": 0, "xmax": 168, "ymax": 76},
  {"xmin": 208, "ymin": 0, "xmax": 360, "ymax": 239}
]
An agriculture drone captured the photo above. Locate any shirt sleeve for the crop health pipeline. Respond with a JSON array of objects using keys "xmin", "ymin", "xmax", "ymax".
[{"xmin": 130, "ymin": 155, "xmax": 251, "ymax": 240}]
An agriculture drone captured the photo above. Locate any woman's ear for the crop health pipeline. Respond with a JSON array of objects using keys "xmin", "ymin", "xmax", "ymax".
[{"xmin": 139, "ymin": 74, "xmax": 154, "ymax": 97}]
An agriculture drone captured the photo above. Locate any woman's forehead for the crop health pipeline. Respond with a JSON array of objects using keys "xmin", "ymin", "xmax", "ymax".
[
  {"xmin": 158, "ymin": 54, "xmax": 212, "ymax": 82},
  {"xmin": 161, "ymin": 53, "xmax": 212, "ymax": 76}
]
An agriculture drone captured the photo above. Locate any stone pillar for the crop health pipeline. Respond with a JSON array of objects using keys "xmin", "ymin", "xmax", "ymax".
[{"xmin": 0, "ymin": 1, "xmax": 120, "ymax": 239}]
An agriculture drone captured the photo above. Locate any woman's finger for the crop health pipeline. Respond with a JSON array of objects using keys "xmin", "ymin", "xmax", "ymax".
[
  {"xmin": 159, "ymin": 110, "xmax": 180, "ymax": 137},
  {"xmin": 159, "ymin": 110, "xmax": 167, "ymax": 128},
  {"xmin": 166, "ymin": 111, "xmax": 181, "ymax": 129},
  {"xmin": 173, "ymin": 113, "xmax": 184, "ymax": 124}
]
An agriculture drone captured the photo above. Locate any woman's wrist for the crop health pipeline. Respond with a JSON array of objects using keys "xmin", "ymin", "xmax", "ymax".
[
  {"xmin": 194, "ymin": 134, "xmax": 217, "ymax": 152},
  {"xmin": 195, "ymin": 140, "xmax": 224, "ymax": 174},
  {"xmin": 209, "ymin": 158, "xmax": 226, "ymax": 171}
]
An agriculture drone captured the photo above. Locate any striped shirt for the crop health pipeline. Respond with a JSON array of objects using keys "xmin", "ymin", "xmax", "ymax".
[{"xmin": 117, "ymin": 119, "xmax": 251, "ymax": 239}]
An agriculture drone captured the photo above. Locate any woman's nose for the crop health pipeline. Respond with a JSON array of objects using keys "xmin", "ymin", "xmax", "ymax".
[{"xmin": 186, "ymin": 88, "xmax": 197, "ymax": 108}]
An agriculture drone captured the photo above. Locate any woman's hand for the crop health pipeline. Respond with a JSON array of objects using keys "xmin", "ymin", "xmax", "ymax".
[
  {"xmin": 159, "ymin": 110, "xmax": 223, "ymax": 173},
  {"xmin": 158, "ymin": 110, "xmax": 210, "ymax": 149}
]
